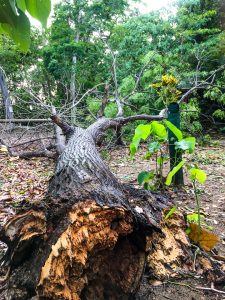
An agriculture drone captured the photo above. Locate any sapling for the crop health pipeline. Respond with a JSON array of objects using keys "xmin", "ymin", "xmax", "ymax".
[{"xmin": 187, "ymin": 167, "xmax": 207, "ymax": 242}]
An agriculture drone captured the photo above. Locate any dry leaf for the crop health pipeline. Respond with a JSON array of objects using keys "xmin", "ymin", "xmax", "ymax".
[
  {"xmin": 149, "ymin": 280, "xmax": 163, "ymax": 286},
  {"xmin": 189, "ymin": 223, "xmax": 220, "ymax": 251},
  {"xmin": 0, "ymin": 145, "xmax": 8, "ymax": 152},
  {"xmin": 198, "ymin": 257, "xmax": 213, "ymax": 271}
]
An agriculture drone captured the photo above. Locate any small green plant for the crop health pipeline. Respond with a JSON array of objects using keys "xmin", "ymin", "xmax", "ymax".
[
  {"xmin": 130, "ymin": 121, "xmax": 168, "ymax": 190},
  {"xmin": 130, "ymin": 120, "xmax": 196, "ymax": 190},
  {"xmin": 186, "ymin": 166, "xmax": 207, "ymax": 242},
  {"xmin": 130, "ymin": 120, "xmax": 209, "ymax": 246}
]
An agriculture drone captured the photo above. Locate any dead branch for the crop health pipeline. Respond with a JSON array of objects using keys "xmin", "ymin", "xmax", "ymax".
[{"xmin": 10, "ymin": 144, "xmax": 56, "ymax": 159}]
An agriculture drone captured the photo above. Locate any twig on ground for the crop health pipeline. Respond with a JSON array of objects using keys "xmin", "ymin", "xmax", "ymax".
[
  {"xmin": 166, "ymin": 280, "xmax": 200, "ymax": 292},
  {"xmin": 162, "ymin": 295, "xmax": 173, "ymax": 300},
  {"xmin": 166, "ymin": 280, "xmax": 225, "ymax": 295}
]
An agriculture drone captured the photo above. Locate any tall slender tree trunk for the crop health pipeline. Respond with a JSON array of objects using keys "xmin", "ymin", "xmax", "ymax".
[
  {"xmin": 70, "ymin": 54, "xmax": 77, "ymax": 124},
  {"xmin": 0, "ymin": 67, "xmax": 14, "ymax": 129},
  {"xmin": 70, "ymin": 7, "xmax": 81, "ymax": 125}
]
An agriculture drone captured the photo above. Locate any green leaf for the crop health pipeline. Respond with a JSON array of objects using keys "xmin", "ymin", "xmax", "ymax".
[
  {"xmin": 165, "ymin": 160, "xmax": 185, "ymax": 185},
  {"xmin": 143, "ymin": 152, "xmax": 151, "ymax": 160},
  {"xmin": 165, "ymin": 206, "xmax": 177, "ymax": 220},
  {"xmin": 151, "ymin": 121, "xmax": 167, "ymax": 141},
  {"xmin": 135, "ymin": 124, "xmax": 152, "ymax": 140},
  {"xmin": 148, "ymin": 141, "xmax": 161, "ymax": 153},
  {"xmin": 9, "ymin": 0, "xmax": 18, "ymax": 15},
  {"xmin": 164, "ymin": 120, "xmax": 183, "ymax": 141},
  {"xmin": 130, "ymin": 124, "xmax": 152, "ymax": 158},
  {"xmin": 175, "ymin": 137, "xmax": 196, "ymax": 153},
  {"xmin": 0, "ymin": 24, "xmax": 4, "ymax": 34},
  {"xmin": 189, "ymin": 168, "xmax": 207, "ymax": 184},
  {"xmin": 138, "ymin": 171, "xmax": 154, "ymax": 185},
  {"xmin": 185, "ymin": 227, "xmax": 191, "ymax": 235},
  {"xmin": 0, "ymin": 0, "xmax": 30, "ymax": 51},
  {"xmin": 187, "ymin": 213, "xmax": 204, "ymax": 223},
  {"xmin": 130, "ymin": 142, "xmax": 138, "ymax": 159},
  {"xmin": 16, "ymin": 0, "xmax": 26, "ymax": 12},
  {"xmin": 25, "ymin": 0, "xmax": 51, "ymax": 27}
]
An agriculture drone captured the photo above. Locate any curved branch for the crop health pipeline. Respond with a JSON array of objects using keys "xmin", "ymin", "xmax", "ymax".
[
  {"xmin": 51, "ymin": 114, "xmax": 164, "ymax": 143},
  {"xmin": 87, "ymin": 115, "xmax": 163, "ymax": 142},
  {"xmin": 50, "ymin": 115, "xmax": 75, "ymax": 138}
]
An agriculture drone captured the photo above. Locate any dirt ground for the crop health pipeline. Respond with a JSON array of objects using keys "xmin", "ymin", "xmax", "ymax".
[{"xmin": 0, "ymin": 133, "xmax": 225, "ymax": 299}]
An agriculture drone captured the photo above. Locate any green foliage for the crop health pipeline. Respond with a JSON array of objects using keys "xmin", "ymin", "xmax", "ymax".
[
  {"xmin": 137, "ymin": 170, "xmax": 155, "ymax": 189},
  {"xmin": 119, "ymin": 76, "xmax": 135, "ymax": 96},
  {"xmin": 165, "ymin": 207, "xmax": 177, "ymax": 220},
  {"xmin": 130, "ymin": 123, "xmax": 152, "ymax": 158},
  {"xmin": 0, "ymin": 0, "xmax": 50, "ymax": 51},
  {"xmin": 104, "ymin": 102, "xmax": 118, "ymax": 118},
  {"xmin": 189, "ymin": 167, "xmax": 207, "ymax": 184},
  {"xmin": 165, "ymin": 160, "xmax": 185, "ymax": 186},
  {"xmin": 180, "ymin": 99, "xmax": 202, "ymax": 134},
  {"xmin": 25, "ymin": 0, "xmax": 51, "ymax": 27},
  {"xmin": 130, "ymin": 119, "xmax": 205, "ymax": 191},
  {"xmin": 148, "ymin": 141, "xmax": 161, "ymax": 154},
  {"xmin": 213, "ymin": 109, "xmax": 225, "ymax": 120},
  {"xmin": 197, "ymin": 134, "xmax": 212, "ymax": 146},
  {"xmin": 151, "ymin": 121, "xmax": 167, "ymax": 141},
  {"xmin": 175, "ymin": 137, "xmax": 196, "ymax": 153},
  {"xmin": 164, "ymin": 120, "xmax": 183, "ymax": 141},
  {"xmin": 86, "ymin": 98, "xmax": 101, "ymax": 114},
  {"xmin": 186, "ymin": 213, "xmax": 204, "ymax": 224},
  {"xmin": 1, "ymin": 0, "xmax": 225, "ymax": 132}
]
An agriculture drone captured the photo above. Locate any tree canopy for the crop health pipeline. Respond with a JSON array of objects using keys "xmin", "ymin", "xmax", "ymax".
[{"xmin": 0, "ymin": 0, "xmax": 225, "ymax": 133}]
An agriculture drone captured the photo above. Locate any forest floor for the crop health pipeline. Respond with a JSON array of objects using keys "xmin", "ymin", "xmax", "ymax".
[{"xmin": 0, "ymin": 133, "xmax": 225, "ymax": 300}]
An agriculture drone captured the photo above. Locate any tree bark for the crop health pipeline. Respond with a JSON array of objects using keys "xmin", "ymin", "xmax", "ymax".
[
  {"xmin": 0, "ymin": 115, "xmax": 173, "ymax": 300},
  {"xmin": 0, "ymin": 67, "xmax": 14, "ymax": 129}
]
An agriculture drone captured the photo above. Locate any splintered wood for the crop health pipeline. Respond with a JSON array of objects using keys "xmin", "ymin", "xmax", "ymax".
[
  {"xmin": 147, "ymin": 211, "xmax": 192, "ymax": 279},
  {"xmin": 37, "ymin": 201, "xmax": 145, "ymax": 300}
]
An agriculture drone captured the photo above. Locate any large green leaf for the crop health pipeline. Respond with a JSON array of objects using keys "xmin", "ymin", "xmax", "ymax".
[
  {"xmin": 0, "ymin": 0, "xmax": 30, "ymax": 51},
  {"xmin": 166, "ymin": 160, "xmax": 185, "ymax": 185},
  {"xmin": 25, "ymin": 0, "xmax": 51, "ymax": 27},
  {"xmin": 189, "ymin": 168, "xmax": 207, "ymax": 184},
  {"xmin": 130, "ymin": 141, "xmax": 139, "ymax": 159},
  {"xmin": 175, "ymin": 137, "xmax": 196, "ymax": 153},
  {"xmin": 151, "ymin": 121, "xmax": 167, "ymax": 141},
  {"xmin": 130, "ymin": 124, "xmax": 152, "ymax": 159},
  {"xmin": 164, "ymin": 120, "xmax": 183, "ymax": 141},
  {"xmin": 16, "ymin": 0, "xmax": 27, "ymax": 12},
  {"xmin": 134, "ymin": 124, "xmax": 152, "ymax": 140},
  {"xmin": 9, "ymin": 0, "xmax": 18, "ymax": 15}
]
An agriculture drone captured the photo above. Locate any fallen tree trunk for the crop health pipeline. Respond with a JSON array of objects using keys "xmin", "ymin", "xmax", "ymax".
[{"xmin": 0, "ymin": 115, "xmax": 179, "ymax": 300}]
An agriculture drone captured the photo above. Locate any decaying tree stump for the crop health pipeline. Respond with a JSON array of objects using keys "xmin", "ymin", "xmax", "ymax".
[{"xmin": 0, "ymin": 115, "xmax": 192, "ymax": 300}]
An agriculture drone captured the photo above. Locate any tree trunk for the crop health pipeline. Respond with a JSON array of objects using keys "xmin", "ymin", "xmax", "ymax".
[
  {"xmin": 0, "ymin": 67, "xmax": 14, "ymax": 129},
  {"xmin": 0, "ymin": 116, "xmax": 175, "ymax": 300}
]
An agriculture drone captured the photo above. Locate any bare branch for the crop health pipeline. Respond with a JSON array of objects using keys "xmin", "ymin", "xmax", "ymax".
[{"xmin": 50, "ymin": 115, "xmax": 75, "ymax": 138}]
